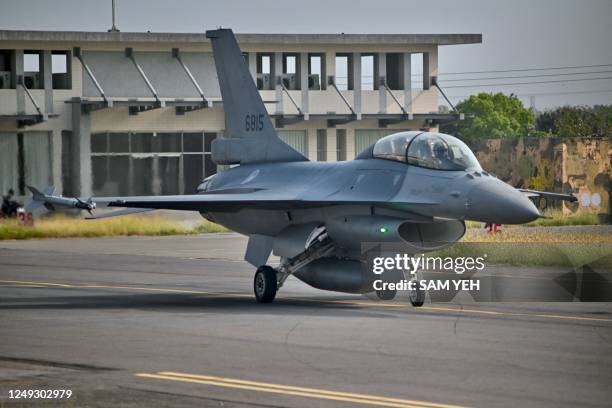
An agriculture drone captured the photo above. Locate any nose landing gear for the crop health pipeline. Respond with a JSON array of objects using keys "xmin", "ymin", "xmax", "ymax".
[
  {"xmin": 409, "ymin": 285, "xmax": 425, "ymax": 307},
  {"xmin": 408, "ymin": 271, "xmax": 425, "ymax": 307}
]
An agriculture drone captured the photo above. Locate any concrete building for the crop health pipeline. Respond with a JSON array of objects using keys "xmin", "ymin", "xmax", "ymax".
[{"xmin": 0, "ymin": 30, "xmax": 481, "ymax": 200}]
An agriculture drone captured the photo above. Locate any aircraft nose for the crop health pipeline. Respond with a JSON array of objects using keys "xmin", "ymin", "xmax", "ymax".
[{"xmin": 467, "ymin": 179, "xmax": 541, "ymax": 224}]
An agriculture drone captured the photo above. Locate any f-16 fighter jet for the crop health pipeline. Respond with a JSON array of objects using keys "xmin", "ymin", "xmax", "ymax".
[{"xmin": 30, "ymin": 29, "xmax": 575, "ymax": 305}]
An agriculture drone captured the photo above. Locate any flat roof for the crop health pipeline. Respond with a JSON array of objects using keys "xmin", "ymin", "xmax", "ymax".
[{"xmin": 0, "ymin": 30, "xmax": 482, "ymax": 46}]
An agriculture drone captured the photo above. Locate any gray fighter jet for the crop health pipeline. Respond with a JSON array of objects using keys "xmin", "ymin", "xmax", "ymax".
[{"xmin": 30, "ymin": 29, "xmax": 576, "ymax": 305}]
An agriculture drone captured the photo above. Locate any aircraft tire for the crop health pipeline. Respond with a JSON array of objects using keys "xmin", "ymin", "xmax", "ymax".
[
  {"xmin": 409, "ymin": 286, "xmax": 425, "ymax": 307},
  {"xmin": 254, "ymin": 265, "xmax": 277, "ymax": 303}
]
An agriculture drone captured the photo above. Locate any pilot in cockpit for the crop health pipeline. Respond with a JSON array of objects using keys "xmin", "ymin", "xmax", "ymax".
[{"xmin": 432, "ymin": 142, "xmax": 454, "ymax": 169}]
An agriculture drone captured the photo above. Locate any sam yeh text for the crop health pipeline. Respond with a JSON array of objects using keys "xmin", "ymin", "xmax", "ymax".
[{"xmin": 373, "ymin": 279, "xmax": 480, "ymax": 292}]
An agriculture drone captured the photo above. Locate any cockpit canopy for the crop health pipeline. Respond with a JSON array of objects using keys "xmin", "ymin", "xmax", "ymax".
[{"xmin": 372, "ymin": 131, "xmax": 481, "ymax": 171}]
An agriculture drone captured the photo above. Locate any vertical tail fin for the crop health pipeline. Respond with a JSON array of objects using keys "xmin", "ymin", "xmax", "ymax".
[{"xmin": 206, "ymin": 28, "xmax": 307, "ymax": 164}]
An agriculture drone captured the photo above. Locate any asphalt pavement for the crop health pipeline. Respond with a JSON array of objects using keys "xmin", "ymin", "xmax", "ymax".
[{"xmin": 1, "ymin": 233, "xmax": 611, "ymax": 408}]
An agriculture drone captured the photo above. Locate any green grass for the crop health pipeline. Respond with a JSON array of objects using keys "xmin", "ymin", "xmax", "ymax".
[{"xmin": 0, "ymin": 215, "xmax": 228, "ymax": 240}]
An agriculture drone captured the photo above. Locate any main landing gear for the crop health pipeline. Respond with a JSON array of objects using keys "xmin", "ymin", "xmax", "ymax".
[{"xmin": 253, "ymin": 228, "xmax": 335, "ymax": 303}]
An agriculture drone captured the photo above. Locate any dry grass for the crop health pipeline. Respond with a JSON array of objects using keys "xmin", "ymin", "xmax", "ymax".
[
  {"xmin": 462, "ymin": 229, "xmax": 612, "ymax": 244},
  {"xmin": 443, "ymin": 227, "xmax": 612, "ymax": 267},
  {"xmin": 465, "ymin": 209, "xmax": 602, "ymax": 229},
  {"xmin": 0, "ymin": 215, "xmax": 227, "ymax": 240}
]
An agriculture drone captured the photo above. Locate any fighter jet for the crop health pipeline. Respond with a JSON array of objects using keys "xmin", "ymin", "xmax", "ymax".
[{"xmin": 30, "ymin": 29, "xmax": 576, "ymax": 305}]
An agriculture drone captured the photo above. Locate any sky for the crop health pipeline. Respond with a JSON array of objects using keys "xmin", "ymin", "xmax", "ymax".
[{"xmin": 1, "ymin": 0, "xmax": 611, "ymax": 110}]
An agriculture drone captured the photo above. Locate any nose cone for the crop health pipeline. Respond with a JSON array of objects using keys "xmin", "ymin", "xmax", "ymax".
[{"xmin": 467, "ymin": 180, "xmax": 540, "ymax": 224}]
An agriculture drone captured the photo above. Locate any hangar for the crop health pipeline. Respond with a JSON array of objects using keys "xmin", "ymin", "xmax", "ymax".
[{"xmin": 0, "ymin": 30, "xmax": 481, "ymax": 199}]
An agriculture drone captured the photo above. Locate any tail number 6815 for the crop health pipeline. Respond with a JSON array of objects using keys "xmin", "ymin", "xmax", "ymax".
[{"xmin": 245, "ymin": 114, "xmax": 264, "ymax": 132}]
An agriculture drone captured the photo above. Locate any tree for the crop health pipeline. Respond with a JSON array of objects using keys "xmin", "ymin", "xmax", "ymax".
[
  {"xmin": 440, "ymin": 92, "xmax": 535, "ymax": 139},
  {"xmin": 535, "ymin": 105, "xmax": 612, "ymax": 138}
]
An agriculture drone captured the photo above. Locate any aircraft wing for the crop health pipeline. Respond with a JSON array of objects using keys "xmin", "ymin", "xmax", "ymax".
[
  {"xmin": 28, "ymin": 186, "xmax": 439, "ymax": 217},
  {"xmin": 104, "ymin": 190, "xmax": 439, "ymax": 212}
]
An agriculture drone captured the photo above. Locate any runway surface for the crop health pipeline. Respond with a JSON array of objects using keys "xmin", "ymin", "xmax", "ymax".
[{"xmin": 1, "ymin": 233, "xmax": 611, "ymax": 407}]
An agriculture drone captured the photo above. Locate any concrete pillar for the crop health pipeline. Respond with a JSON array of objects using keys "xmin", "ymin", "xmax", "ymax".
[
  {"xmin": 14, "ymin": 50, "xmax": 25, "ymax": 114},
  {"xmin": 346, "ymin": 128, "xmax": 356, "ymax": 160},
  {"xmin": 50, "ymin": 129, "xmax": 62, "ymax": 192},
  {"xmin": 426, "ymin": 48, "xmax": 438, "ymax": 90},
  {"xmin": 326, "ymin": 128, "xmax": 337, "ymax": 162},
  {"xmin": 325, "ymin": 51, "xmax": 335, "ymax": 88},
  {"xmin": 152, "ymin": 156, "xmax": 161, "ymax": 195},
  {"xmin": 353, "ymin": 53, "xmax": 361, "ymax": 119},
  {"xmin": 248, "ymin": 52, "xmax": 257, "ymax": 82},
  {"xmin": 378, "ymin": 52, "xmax": 386, "ymax": 114},
  {"xmin": 306, "ymin": 127, "xmax": 317, "ymax": 161},
  {"xmin": 178, "ymin": 154, "xmax": 185, "ymax": 195},
  {"xmin": 42, "ymin": 50, "xmax": 53, "ymax": 113},
  {"xmin": 71, "ymin": 100, "xmax": 92, "ymax": 196},
  {"xmin": 402, "ymin": 53, "xmax": 412, "ymax": 113},
  {"xmin": 300, "ymin": 52, "xmax": 309, "ymax": 120},
  {"xmin": 274, "ymin": 52, "xmax": 283, "ymax": 115},
  {"xmin": 423, "ymin": 53, "xmax": 430, "ymax": 90}
]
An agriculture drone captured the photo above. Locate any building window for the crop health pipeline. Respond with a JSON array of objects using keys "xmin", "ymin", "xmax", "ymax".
[
  {"xmin": 90, "ymin": 132, "xmax": 218, "ymax": 196},
  {"xmin": 157, "ymin": 133, "xmax": 181, "ymax": 153},
  {"xmin": 0, "ymin": 50, "xmax": 15, "ymax": 89},
  {"xmin": 361, "ymin": 55, "xmax": 374, "ymax": 91},
  {"xmin": 316, "ymin": 129, "xmax": 327, "ymax": 161},
  {"xmin": 203, "ymin": 132, "xmax": 217, "ymax": 180},
  {"xmin": 278, "ymin": 130, "xmax": 308, "ymax": 157},
  {"xmin": 61, "ymin": 131, "xmax": 74, "ymax": 197},
  {"xmin": 411, "ymin": 53, "xmax": 425, "ymax": 90},
  {"xmin": 256, "ymin": 53, "xmax": 274, "ymax": 90},
  {"xmin": 308, "ymin": 54, "xmax": 323, "ymax": 90},
  {"xmin": 108, "ymin": 132, "xmax": 129, "ymax": 153},
  {"xmin": 336, "ymin": 129, "xmax": 347, "ymax": 161},
  {"xmin": 0, "ymin": 132, "xmax": 19, "ymax": 196},
  {"xmin": 23, "ymin": 50, "xmax": 43, "ymax": 89},
  {"xmin": 0, "ymin": 132, "xmax": 51, "ymax": 197},
  {"xmin": 183, "ymin": 132, "xmax": 203, "ymax": 152},
  {"xmin": 281, "ymin": 54, "xmax": 299, "ymax": 90},
  {"xmin": 335, "ymin": 54, "xmax": 353, "ymax": 90},
  {"xmin": 52, "ymin": 51, "xmax": 71, "ymax": 89}
]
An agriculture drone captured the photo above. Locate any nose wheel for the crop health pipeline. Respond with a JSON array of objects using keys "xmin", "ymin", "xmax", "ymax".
[
  {"xmin": 254, "ymin": 265, "xmax": 278, "ymax": 303},
  {"xmin": 408, "ymin": 271, "xmax": 425, "ymax": 307},
  {"xmin": 409, "ymin": 286, "xmax": 425, "ymax": 307}
]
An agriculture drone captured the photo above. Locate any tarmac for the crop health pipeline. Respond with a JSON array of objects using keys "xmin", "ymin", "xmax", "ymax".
[{"xmin": 0, "ymin": 233, "xmax": 611, "ymax": 407}]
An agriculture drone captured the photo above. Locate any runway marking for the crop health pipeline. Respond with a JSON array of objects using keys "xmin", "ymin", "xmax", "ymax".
[
  {"xmin": 0, "ymin": 280, "xmax": 75, "ymax": 288},
  {"xmin": 2, "ymin": 279, "xmax": 611, "ymax": 323},
  {"xmin": 135, "ymin": 371, "xmax": 466, "ymax": 408}
]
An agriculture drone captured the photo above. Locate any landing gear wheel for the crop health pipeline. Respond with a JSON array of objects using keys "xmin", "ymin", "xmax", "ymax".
[
  {"xmin": 254, "ymin": 265, "xmax": 278, "ymax": 303},
  {"xmin": 376, "ymin": 288, "xmax": 397, "ymax": 301},
  {"xmin": 409, "ymin": 285, "xmax": 425, "ymax": 307}
]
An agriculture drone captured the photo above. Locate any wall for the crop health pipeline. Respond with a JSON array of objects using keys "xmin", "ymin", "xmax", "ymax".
[{"xmin": 470, "ymin": 137, "xmax": 611, "ymax": 220}]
